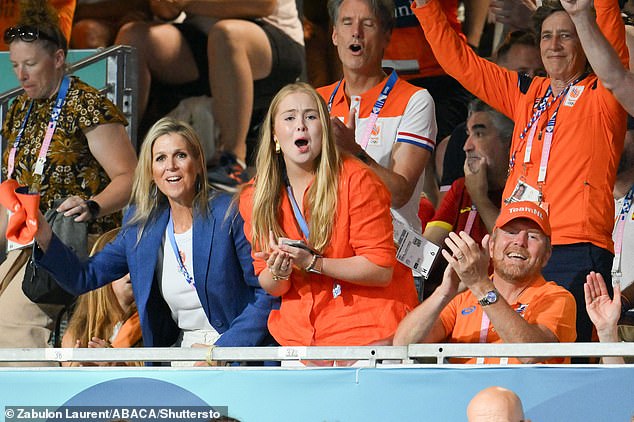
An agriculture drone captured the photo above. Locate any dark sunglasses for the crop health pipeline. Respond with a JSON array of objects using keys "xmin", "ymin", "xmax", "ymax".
[{"xmin": 3, "ymin": 26, "xmax": 58, "ymax": 45}]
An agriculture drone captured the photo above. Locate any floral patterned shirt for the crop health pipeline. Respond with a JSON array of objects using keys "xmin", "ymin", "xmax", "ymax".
[{"xmin": 1, "ymin": 76, "xmax": 128, "ymax": 234}]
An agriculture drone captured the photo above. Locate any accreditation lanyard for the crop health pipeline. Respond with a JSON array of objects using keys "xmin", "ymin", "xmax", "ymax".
[
  {"xmin": 612, "ymin": 186, "xmax": 634, "ymax": 280},
  {"xmin": 7, "ymin": 75, "xmax": 71, "ymax": 182},
  {"xmin": 167, "ymin": 212, "xmax": 195, "ymax": 287},
  {"xmin": 475, "ymin": 312, "xmax": 508, "ymax": 365},
  {"xmin": 464, "ymin": 207, "xmax": 478, "ymax": 236},
  {"xmin": 327, "ymin": 70, "xmax": 398, "ymax": 150},
  {"xmin": 510, "ymin": 75, "xmax": 586, "ymax": 179},
  {"xmin": 286, "ymin": 182, "xmax": 310, "ymax": 240}
]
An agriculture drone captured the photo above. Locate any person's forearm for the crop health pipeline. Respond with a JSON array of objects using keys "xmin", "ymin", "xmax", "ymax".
[
  {"xmin": 462, "ymin": 0, "xmax": 490, "ymax": 48},
  {"xmin": 598, "ymin": 326, "xmax": 626, "ymax": 364},
  {"xmin": 90, "ymin": 174, "xmax": 134, "ymax": 218},
  {"xmin": 470, "ymin": 195, "xmax": 500, "ymax": 233},
  {"xmin": 570, "ymin": 13, "xmax": 634, "ymax": 113},
  {"xmin": 258, "ymin": 269, "xmax": 291, "ymax": 297},
  {"xmin": 483, "ymin": 298, "xmax": 558, "ymax": 363},
  {"xmin": 362, "ymin": 158, "xmax": 416, "ymax": 209},
  {"xmin": 321, "ymin": 255, "xmax": 393, "ymax": 287},
  {"xmin": 393, "ymin": 289, "xmax": 452, "ymax": 345}
]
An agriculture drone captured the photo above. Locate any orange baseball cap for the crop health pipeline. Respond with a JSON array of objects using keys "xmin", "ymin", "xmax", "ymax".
[{"xmin": 494, "ymin": 201, "xmax": 551, "ymax": 237}]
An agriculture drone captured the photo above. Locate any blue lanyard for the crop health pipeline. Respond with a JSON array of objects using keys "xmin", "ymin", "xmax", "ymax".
[
  {"xmin": 327, "ymin": 70, "xmax": 398, "ymax": 112},
  {"xmin": 326, "ymin": 70, "xmax": 398, "ymax": 149},
  {"xmin": 167, "ymin": 213, "xmax": 195, "ymax": 287},
  {"xmin": 510, "ymin": 73, "xmax": 587, "ymax": 172},
  {"xmin": 286, "ymin": 183, "xmax": 310, "ymax": 239},
  {"xmin": 7, "ymin": 75, "xmax": 71, "ymax": 181},
  {"xmin": 620, "ymin": 186, "xmax": 634, "ymax": 218}
]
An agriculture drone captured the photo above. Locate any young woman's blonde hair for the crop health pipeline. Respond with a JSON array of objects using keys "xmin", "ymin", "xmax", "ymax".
[
  {"xmin": 127, "ymin": 117, "xmax": 210, "ymax": 239},
  {"xmin": 250, "ymin": 82, "xmax": 341, "ymax": 253},
  {"xmin": 64, "ymin": 229, "xmax": 142, "ymax": 365}
]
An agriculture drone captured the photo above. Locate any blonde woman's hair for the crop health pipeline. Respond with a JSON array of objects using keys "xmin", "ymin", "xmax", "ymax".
[
  {"xmin": 127, "ymin": 117, "xmax": 210, "ymax": 240},
  {"xmin": 64, "ymin": 229, "xmax": 142, "ymax": 363},
  {"xmin": 250, "ymin": 82, "xmax": 341, "ymax": 253}
]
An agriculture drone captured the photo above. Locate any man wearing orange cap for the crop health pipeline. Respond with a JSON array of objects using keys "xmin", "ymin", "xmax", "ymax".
[{"xmin": 394, "ymin": 201, "xmax": 577, "ymax": 364}]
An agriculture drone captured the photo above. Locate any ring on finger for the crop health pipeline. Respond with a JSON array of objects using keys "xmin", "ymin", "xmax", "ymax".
[{"xmin": 455, "ymin": 253, "xmax": 464, "ymax": 260}]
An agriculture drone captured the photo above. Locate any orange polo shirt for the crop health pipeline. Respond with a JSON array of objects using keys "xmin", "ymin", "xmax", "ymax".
[
  {"xmin": 239, "ymin": 157, "xmax": 419, "ymax": 346},
  {"xmin": 412, "ymin": 0, "xmax": 627, "ymax": 252},
  {"xmin": 439, "ymin": 275, "xmax": 577, "ymax": 364},
  {"xmin": 0, "ymin": 0, "xmax": 75, "ymax": 51}
]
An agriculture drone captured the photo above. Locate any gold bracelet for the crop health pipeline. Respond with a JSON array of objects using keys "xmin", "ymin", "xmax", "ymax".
[
  {"xmin": 304, "ymin": 254, "xmax": 318, "ymax": 272},
  {"xmin": 206, "ymin": 345, "xmax": 216, "ymax": 366},
  {"xmin": 271, "ymin": 273, "xmax": 289, "ymax": 281}
]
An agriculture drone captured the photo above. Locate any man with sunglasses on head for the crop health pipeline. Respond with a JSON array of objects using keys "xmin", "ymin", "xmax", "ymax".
[{"xmin": 0, "ymin": 0, "xmax": 137, "ymax": 366}]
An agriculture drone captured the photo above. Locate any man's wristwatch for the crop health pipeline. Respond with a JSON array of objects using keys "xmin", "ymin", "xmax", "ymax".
[{"xmin": 478, "ymin": 289, "xmax": 500, "ymax": 307}]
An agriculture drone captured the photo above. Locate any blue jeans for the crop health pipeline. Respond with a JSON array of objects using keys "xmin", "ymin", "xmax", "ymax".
[{"xmin": 542, "ymin": 243, "xmax": 614, "ymax": 343}]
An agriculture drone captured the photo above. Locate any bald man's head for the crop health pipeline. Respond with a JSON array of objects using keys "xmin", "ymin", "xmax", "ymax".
[{"xmin": 467, "ymin": 386, "xmax": 528, "ymax": 422}]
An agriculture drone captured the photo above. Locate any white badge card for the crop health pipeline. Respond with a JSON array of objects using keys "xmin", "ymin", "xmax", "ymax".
[
  {"xmin": 392, "ymin": 214, "xmax": 440, "ymax": 278},
  {"xmin": 505, "ymin": 180, "xmax": 540, "ymax": 204}
]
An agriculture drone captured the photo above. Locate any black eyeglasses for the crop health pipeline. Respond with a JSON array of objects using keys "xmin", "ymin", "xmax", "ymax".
[{"xmin": 3, "ymin": 26, "xmax": 58, "ymax": 45}]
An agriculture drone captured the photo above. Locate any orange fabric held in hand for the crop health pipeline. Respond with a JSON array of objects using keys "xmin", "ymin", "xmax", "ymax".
[{"xmin": 0, "ymin": 180, "xmax": 40, "ymax": 244}]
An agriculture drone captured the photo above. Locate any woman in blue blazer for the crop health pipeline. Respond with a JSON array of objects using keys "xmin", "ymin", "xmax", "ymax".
[{"xmin": 33, "ymin": 117, "xmax": 278, "ymax": 355}]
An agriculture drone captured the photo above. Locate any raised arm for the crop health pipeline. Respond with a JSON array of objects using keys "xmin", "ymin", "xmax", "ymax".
[
  {"xmin": 563, "ymin": 0, "xmax": 634, "ymax": 114},
  {"xmin": 585, "ymin": 271, "xmax": 625, "ymax": 364},
  {"xmin": 412, "ymin": 0, "xmax": 521, "ymax": 118}
]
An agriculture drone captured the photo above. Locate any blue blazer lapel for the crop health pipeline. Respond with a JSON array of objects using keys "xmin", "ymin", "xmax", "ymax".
[
  {"xmin": 193, "ymin": 208, "xmax": 215, "ymax": 315},
  {"xmin": 134, "ymin": 209, "xmax": 169, "ymax": 324}
]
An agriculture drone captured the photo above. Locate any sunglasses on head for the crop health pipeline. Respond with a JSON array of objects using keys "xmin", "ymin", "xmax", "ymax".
[{"xmin": 3, "ymin": 25, "xmax": 58, "ymax": 45}]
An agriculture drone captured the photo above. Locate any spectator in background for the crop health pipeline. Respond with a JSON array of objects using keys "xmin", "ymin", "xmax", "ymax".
[
  {"xmin": 437, "ymin": 30, "xmax": 543, "ymax": 197},
  {"xmin": 467, "ymin": 386, "xmax": 529, "ymax": 422},
  {"xmin": 32, "ymin": 118, "xmax": 278, "ymax": 362},
  {"xmin": 115, "ymin": 0, "xmax": 305, "ymax": 191},
  {"xmin": 317, "ymin": 0, "xmax": 437, "ymax": 233},
  {"xmin": 0, "ymin": 0, "xmax": 75, "ymax": 51},
  {"xmin": 239, "ymin": 83, "xmax": 418, "ymax": 350},
  {"xmin": 421, "ymin": 99, "xmax": 512, "ymax": 297},
  {"xmin": 61, "ymin": 229, "xmax": 142, "ymax": 367},
  {"xmin": 394, "ymin": 201, "xmax": 577, "ymax": 364},
  {"xmin": 413, "ymin": 0, "xmax": 627, "ymax": 344},
  {"xmin": 0, "ymin": 0, "xmax": 137, "ymax": 365},
  {"xmin": 425, "ymin": 99, "xmax": 513, "ymax": 249},
  {"xmin": 383, "ymin": 0, "xmax": 486, "ymax": 141},
  {"xmin": 70, "ymin": 0, "xmax": 151, "ymax": 49}
]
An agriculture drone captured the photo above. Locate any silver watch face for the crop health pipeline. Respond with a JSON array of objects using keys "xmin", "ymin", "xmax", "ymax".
[
  {"xmin": 486, "ymin": 291, "xmax": 498, "ymax": 303},
  {"xmin": 480, "ymin": 289, "xmax": 498, "ymax": 306}
]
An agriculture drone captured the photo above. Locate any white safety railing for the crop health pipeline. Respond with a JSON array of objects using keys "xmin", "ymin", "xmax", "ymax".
[{"xmin": 0, "ymin": 343, "xmax": 633, "ymax": 367}]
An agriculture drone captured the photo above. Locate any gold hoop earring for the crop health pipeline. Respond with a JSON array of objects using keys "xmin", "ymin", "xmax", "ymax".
[{"xmin": 274, "ymin": 138, "xmax": 281, "ymax": 154}]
